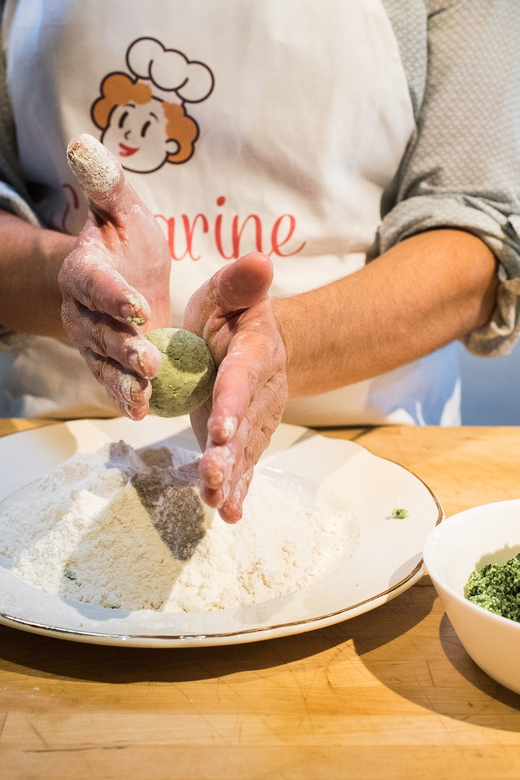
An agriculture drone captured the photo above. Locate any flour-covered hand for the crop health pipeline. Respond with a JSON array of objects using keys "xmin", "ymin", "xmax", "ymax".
[
  {"xmin": 184, "ymin": 252, "xmax": 289, "ymax": 523},
  {"xmin": 58, "ymin": 134, "xmax": 171, "ymax": 419}
]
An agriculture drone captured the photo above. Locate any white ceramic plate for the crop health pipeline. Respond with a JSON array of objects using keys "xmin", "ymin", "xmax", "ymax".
[{"xmin": 0, "ymin": 417, "xmax": 442, "ymax": 647}]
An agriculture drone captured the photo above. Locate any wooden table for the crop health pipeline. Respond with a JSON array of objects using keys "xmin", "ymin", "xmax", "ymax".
[{"xmin": 2, "ymin": 420, "xmax": 520, "ymax": 779}]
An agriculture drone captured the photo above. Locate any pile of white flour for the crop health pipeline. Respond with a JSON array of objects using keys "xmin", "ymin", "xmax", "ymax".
[{"xmin": 0, "ymin": 441, "xmax": 356, "ymax": 613}]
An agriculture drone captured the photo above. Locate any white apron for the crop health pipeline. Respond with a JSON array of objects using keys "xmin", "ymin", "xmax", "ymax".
[{"xmin": 1, "ymin": 0, "xmax": 460, "ymax": 424}]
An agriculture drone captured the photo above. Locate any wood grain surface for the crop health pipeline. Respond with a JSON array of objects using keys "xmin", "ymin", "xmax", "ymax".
[{"xmin": 1, "ymin": 419, "xmax": 520, "ymax": 780}]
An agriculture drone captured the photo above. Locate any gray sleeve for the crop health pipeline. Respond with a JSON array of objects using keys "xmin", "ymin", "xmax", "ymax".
[
  {"xmin": 0, "ymin": 1, "xmax": 40, "ymax": 345},
  {"xmin": 0, "ymin": 0, "xmax": 39, "ymax": 226},
  {"xmin": 376, "ymin": 0, "xmax": 520, "ymax": 357}
]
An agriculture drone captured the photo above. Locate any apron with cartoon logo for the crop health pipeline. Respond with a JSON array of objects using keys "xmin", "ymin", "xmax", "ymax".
[{"xmin": 1, "ymin": 0, "xmax": 460, "ymax": 424}]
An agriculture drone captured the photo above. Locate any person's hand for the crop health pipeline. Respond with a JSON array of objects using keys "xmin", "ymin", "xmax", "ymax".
[
  {"xmin": 184, "ymin": 252, "xmax": 289, "ymax": 523},
  {"xmin": 58, "ymin": 134, "xmax": 171, "ymax": 419}
]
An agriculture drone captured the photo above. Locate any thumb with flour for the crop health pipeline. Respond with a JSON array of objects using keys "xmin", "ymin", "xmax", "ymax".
[
  {"xmin": 58, "ymin": 134, "xmax": 171, "ymax": 419},
  {"xmin": 67, "ymin": 133, "xmax": 142, "ymax": 227}
]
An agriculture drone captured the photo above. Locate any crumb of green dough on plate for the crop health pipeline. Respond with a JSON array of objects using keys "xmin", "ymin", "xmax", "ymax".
[{"xmin": 391, "ymin": 507, "xmax": 409, "ymax": 519}]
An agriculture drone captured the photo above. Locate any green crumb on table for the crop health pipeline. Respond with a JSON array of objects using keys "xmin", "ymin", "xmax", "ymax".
[
  {"xmin": 63, "ymin": 566, "xmax": 77, "ymax": 581},
  {"xmin": 391, "ymin": 507, "xmax": 409, "ymax": 519},
  {"xmin": 146, "ymin": 327, "xmax": 216, "ymax": 417},
  {"xmin": 466, "ymin": 553, "xmax": 520, "ymax": 622}
]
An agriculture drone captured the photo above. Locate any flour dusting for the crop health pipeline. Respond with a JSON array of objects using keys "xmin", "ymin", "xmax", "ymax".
[
  {"xmin": 0, "ymin": 442, "xmax": 356, "ymax": 613},
  {"xmin": 67, "ymin": 133, "xmax": 121, "ymax": 196}
]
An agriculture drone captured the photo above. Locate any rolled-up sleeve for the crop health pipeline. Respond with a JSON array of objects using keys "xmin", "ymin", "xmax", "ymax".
[
  {"xmin": 376, "ymin": 0, "xmax": 520, "ymax": 357},
  {"xmin": 0, "ymin": 2, "xmax": 38, "ymax": 226},
  {"xmin": 0, "ymin": 1, "xmax": 40, "ymax": 346}
]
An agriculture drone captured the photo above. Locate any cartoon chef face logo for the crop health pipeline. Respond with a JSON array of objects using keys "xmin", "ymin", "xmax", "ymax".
[{"xmin": 91, "ymin": 37, "xmax": 214, "ymax": 174}]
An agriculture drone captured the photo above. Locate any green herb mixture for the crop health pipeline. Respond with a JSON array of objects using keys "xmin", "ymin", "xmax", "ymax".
[{"xmin": 466, "ymin": 553, "xmax": 520, "ymax": 622}]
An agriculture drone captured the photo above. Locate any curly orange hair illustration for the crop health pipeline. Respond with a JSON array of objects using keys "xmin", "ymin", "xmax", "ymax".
[{"xmin": 91, "ymin": 73, "xmax": 199, "ymax": 165}]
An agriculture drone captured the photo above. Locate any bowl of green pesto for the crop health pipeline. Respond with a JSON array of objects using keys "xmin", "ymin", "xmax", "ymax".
[
  {"xmin": 424, "ymin": 499, "xmax": 520, "ymax": 695},
  {"xmin": 466, "ymin": 554, "xmax": 520, "ymax": 622}
]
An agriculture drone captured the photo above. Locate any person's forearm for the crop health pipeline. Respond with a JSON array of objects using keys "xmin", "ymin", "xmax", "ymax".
[
  {"xmin": 272, "ymin": 229, "xmax": 499, "ymax": 398},
  {"xmin": 0, "ymin": 211, "xmax": 76, "ymax": 337}
]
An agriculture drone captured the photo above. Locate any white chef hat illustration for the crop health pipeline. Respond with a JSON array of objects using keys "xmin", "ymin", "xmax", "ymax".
[{"xmin": 126, "ymin": 37, "xmax": 214, "ymax": 104}]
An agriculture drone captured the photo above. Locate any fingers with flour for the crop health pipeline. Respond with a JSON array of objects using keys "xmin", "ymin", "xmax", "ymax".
[
  {"xmin": 60, "ymin": 134, "xmax": 167, "ymax": 417},
  {"xmin": 61, "ymin": 301, "xmax": 160, "ymax": 377},
  {"xmin": 60, "ymin": 236, "xmax": 152, "ymax": 326},
  {"xmin": 213, "ymin": 470, "xmax": 254, "ymax": 524},
  {"xmin": 199, "ymin": 367, "xmax": 287, "ymax": 520},
  {"xmin": 59, "ymin": 258, "xmax": 160, "ymax": 416},
  {"xmin": 187, "ymin": 252, "xmax": 288, "ymax": 522},
  {"xmin": 185, "ymin": 252, "xmax": 275, "ymax": 436},
  {"xmin": 81, "ymin": 349, "xmax": 151, "ymax": 420},
  {"xmin": 65, "ymin": 134, "xmax": 155, "ymax": 322}
]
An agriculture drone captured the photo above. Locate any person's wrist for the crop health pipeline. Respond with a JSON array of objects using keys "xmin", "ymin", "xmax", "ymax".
[
  {"xmin": 270, "ymin": 296, "xmax": 303, "ymax": 400},
  {"xmin": 39, "ymin": 229, "xmax": 78, "ymax": 333}
]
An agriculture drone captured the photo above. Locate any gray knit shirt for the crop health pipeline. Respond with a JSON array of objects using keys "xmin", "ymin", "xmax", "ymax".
[{"xmin": 0, "ymin": 0, "xmax": 520, "ymax": 356}]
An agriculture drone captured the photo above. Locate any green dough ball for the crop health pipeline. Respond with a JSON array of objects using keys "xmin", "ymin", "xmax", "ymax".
[{"xmin": 145, "ymin": 328, "xmax": 216, "ymax": 417}]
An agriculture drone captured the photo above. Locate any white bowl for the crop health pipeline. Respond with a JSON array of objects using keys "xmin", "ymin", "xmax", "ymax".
[{"xmin": 423, "ymin": 499, "xmax": 520, "ymax": 694}]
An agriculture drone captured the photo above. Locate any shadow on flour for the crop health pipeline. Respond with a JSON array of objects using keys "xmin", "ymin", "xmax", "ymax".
[{"xmin": 54, "ymin": 440, "xmax": 210, "ymax": 621}]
